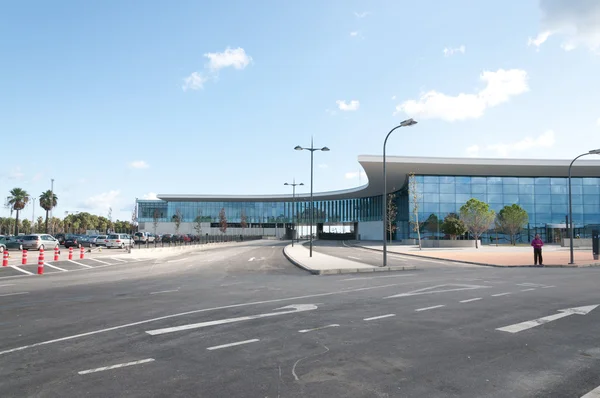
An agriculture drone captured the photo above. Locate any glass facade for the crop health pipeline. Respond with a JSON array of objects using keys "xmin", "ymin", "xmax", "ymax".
[
  {"xmin": 403, "ymin": 175, "xmax": 600, "ymax": 243},
  {"xmin": 137, "ymin": 196, "xmax": 383, "ymax": 225}
]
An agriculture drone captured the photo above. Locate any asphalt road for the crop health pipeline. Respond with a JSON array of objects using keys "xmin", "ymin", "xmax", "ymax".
[{"xmin": 1, "ymin": 239, "xmax": 600, "ymax": 397}]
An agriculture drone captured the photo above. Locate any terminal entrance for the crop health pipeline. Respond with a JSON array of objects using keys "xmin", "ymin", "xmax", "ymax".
[
  {"xmin": 546, "ymin": 223, "xmax": 568, "ymax": 244},
  {"xmin": 317, "ymin": 223, "xmax": 357, "ymax": 240}
]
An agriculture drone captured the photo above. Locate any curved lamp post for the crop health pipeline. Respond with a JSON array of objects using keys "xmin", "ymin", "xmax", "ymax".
[
  {"xmin": 382, "ymin": 118, "xmax": 418, "ymax": 267},
  {"xmin": 568, "ymin": 149, "xmax": 600, "ymax": 264},
  {"xmin": 295, "ymin": 139, "xmax": 330, "ymax": 257},
  {"xmin": 284, "ymin": 179, "xmax": 304, "ymax": 247}
]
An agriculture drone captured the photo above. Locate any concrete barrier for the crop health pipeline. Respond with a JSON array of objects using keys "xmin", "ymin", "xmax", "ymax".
[
  {"xmin": 562, "ymin": 238, "xmax": 592, "ymax": 248},
  {"xmin": 421, "ymin": 240, "xmax": 481, "ymax": 248}
]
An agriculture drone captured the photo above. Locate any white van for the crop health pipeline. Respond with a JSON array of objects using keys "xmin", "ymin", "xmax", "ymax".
[{"xmin": 105, "ymin": 233, "xmax": 134, "ymax": 249}]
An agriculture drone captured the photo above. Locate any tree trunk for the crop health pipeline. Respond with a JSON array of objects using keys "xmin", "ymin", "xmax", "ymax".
[
  {"xmin": 45, "ymin": 210, "xmax": 49, "ymax": 234},
  {"xmin": 475, "ymin": 235, "xmax": 479, "ymax": 248},
  {"xmin": 15, "ymin": 210, "xmax": 20, "ymax": 235}
]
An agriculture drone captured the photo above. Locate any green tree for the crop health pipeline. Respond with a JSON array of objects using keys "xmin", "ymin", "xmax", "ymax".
[
  {"xmin": 39, "ymin": 190, "xmax": 58, "ymax": 234},
  {"xmin": 408, "ymin": 173, "xmax": 422, "ymax": 249},
  {"xmin": 424, "ymin": 213, "xmax": 441, "ymax": 238},
  {"xmin": 459, "ymin": 198, "xmax": 496, "ymax": 248},
  {"xmin": 22, "ymin": 219, "xmax": 31, "ymax": 234},
  {"xmin": 386, "ymin": 192, "xmax": 397, "ymax": 243},
  {"xmin": 496, "ymin": 204, "xmax": 529, "ymax": 245},
  {"xmin": 441, "ymin": 213, "xmax": 467, "ymax": 240},
  {"xmin": 219, "ymin": 208, "xmax": 227, "ymax": 234},
  {"xmin": 240, "ymin": 209, "xmax": 248, "ymax": 235},
  {"xmin": 153, "ymin": 209, "xmax": 160, "ymax": 235},
  {"xmin": 35, "ymin": 216, "xmax": 44, "ymax": 233},
  {"xmin": 193, "ymin": 210, "xmax": 203, "ymax": 235},
  {"xmin": 172, "ymin": 209, "xmax": 183, "ymax": 235},
  {"xmin": 7, "ymin": 187, "xmax": 30, "ymax": 235}
]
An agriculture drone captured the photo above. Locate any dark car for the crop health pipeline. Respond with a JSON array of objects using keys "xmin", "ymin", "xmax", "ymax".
[
  {"xmin": 0, "ymin": 236, "xmax": 23, "ymax": 251},
  {"xmin": 63, "ymin": 235, "xmax": 81, "ymax": 248},
  {"xmin": 161, "ymin": 234, "xmax": 172, "ymax": 243},
  {"xmin": 0, "ymin": 235, "xmax": 6, "ymax": 253},
  {"xmin": 54, "ymin": 233, "xmax": 66, "ymax": 245}
]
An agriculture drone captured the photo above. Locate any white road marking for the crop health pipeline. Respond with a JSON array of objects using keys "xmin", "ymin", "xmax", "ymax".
[
  {"xmin": 347, "ymin": 256, "xmax": 361, "ymax": 260},
  {"xmin": 581, "ymin": 385, "xmax": 600, "ymax": 398},
  {"xmin": 415, "ymin": 305, "xmax": 445, "ymax": 312},
  {"xmin": 10, "ymin": 265, "xmax": 33, "ymax": 275},
  {"xmin": 460, "ymin": 298, "xmax": 482, "ymax": 303},
  {"xmin": 541, "ymin": 285, "xmax": 556, "ymax": 288},
  {"xmin": 88, "ymin": 258, "xmax": 111, "ymax": 265},
  {"xmin": 248, "ymin": 257, "xmax": 255, "ymax": 262},
  {"xmin": 491, "ymin": 292, "xmax": 511, "ymax": 297},
  {"xmin": 167, "ymin": 258, "xmax": 187, "ymax": 263},
  {"xmin": 78, "ymin": 358, "xmax": 155, "ymax": 375},
  {"xmin": 68, "ymin": 260, "xmax": 92, "ymax": 268},
  {"xmin": 207, "ymin": 339, "xmax": 260, "ymax": 351},
  {"xmin": 298, "ymin": 324, "xmax": 340, "ymax": 333},
  {"xmin": 497, "ymin": 305, "xmax": 599, "ymax": 333},
  {"xmin": 146, "ymin": 304, "xmax": 318, "ymax": 336},
  {"xmin": 521, "ymin": 288, "xmax": 536, "ymax": 292},
  {"xmin": 44, "ymin": 263, "xmax": 67, "ymax": 272},
  {"xmin": 340, "ymin": 274, "xmax": 415, "ymax": 281},
  {"xmin": 110, "ymin": 258, "xmax": 127, "ymax": 263},
  {"xmin": 0, "ymin": 282, "xmax": 411, "ymax": 356},
  {"xmin": 386, "ymin": 284, "xmax": 490, "ymax": 299},
  {"xmin": 0, "ymin": 292, "xmax": 29, "ymax": 297},
  {"xmin": 364, "ymin": 314, "xmax": 395, "ymax": 321},
  {"xmin": 0, "ymin": 284, "xmax": 16, "ymax": 287},
  {"xmin": 149, "ymin": 289, "xmax": 180, "ymax": 295}
]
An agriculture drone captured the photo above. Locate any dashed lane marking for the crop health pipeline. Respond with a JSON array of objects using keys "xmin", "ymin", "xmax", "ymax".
[
  {"xmin": 0, "ymin": 292, "xmax": 29, "ymax": 297},
  {"xmin": 521, "ymin": 288, "xmax": 536, "ymax": 292},
  {"xmin": 459, "ymin": 298, "xmax": 482, "ymax": 303},
  {"xmin": 149, "ymin": 289, "xmax": 180, "ymax": 295},
  {"xmin": 340, "ymin": 274, "xmax": 415, "ymax": 281},
  {"xmin": 78, "ymin": 358, "xmax": 155, "ymax": 375},
  {"xmin": 110, "ymin": 258, "xmax": 127, "ymax": 263},
  {"xmin": 298, "ymin": 324, "xmax": 340, "ymax": 333},
  {"xmin": 415, "ymin": 305, "xmax": 445, "ymax": 312},
  {"xmin": 207, "ymin": 339, "xmax": 260, "ymax": 351},
  {"xmin": 364, "ymin": 314, "xmax": 395, "ymax": 321},
  {"xmin": 491, "ymin": 292, "xmax": 512, "ymax": 297}
]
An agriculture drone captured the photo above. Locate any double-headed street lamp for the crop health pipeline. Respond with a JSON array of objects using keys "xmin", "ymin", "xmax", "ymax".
[
  {"xmin": 382, "ymin": 118, "xmax": 418, "ymax": 267},
  {"xmin": 568, "ymin": 149, "xmax": 600, "ymax": 264},
  {"xmin": 284, "ymin": 179, "xmax": 304, "ymax": 247},
  {"xmin": 295, "ymin": 139, "xmax": 330, "ymax": 257}
]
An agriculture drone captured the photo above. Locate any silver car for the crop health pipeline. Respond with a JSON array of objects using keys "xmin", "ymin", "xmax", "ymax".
[
  {"xmin": 20, "ymin": 234, "xmax": 60, "ymax": 251},
  {"xmin": 105, "ymin": 233, "xmax": 134, "ymax": 249}
]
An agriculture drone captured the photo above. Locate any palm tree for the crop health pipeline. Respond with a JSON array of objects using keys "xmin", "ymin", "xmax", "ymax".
[
  {"xmin": 39, "ymin": 190, "xmax": 58, "ymax": 233},
  {"xmin": 7, "ymin": 188, "xmax": 30, "ymax": 235}
]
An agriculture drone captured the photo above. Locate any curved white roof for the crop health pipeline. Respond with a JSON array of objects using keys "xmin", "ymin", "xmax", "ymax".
[{"xmin": 157, "ymin": 156, "xmax": 600, "ymax": 202}]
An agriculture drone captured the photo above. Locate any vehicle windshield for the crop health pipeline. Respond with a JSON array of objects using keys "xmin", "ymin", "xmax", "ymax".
[{"xmin": 21, "ymin": 236, "xmax": 39, "ymax": 241}]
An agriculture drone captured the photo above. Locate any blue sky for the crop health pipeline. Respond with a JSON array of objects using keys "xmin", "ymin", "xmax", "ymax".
[{"xmin": 1, "ymin": 0, "xmax": 599, "ymax": 221}]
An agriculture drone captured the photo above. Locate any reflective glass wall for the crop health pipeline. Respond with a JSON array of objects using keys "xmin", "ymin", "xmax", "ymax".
[{"xmin": 404, "ymin": 175, "xmax": 600, "ymax": 243}]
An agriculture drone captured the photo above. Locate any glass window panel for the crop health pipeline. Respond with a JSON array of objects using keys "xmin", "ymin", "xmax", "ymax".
[
  {"xmin": 487, "ymin": 177, "xmax": 502, "ymax": 184},
  {"xmin": 503, "ymin": 177, "xmax": 519, "ymax": 185},
  {"xmin": 551, "ymin": 204, "xmax": 567, "ymax": 214},
  {"xmin": 571, "ymin": 178, "xmax": 582, "ymax": 186},
  {"xmin": 487, "ymin": 184, "xmax": 503, "ymax": 194},
  {"xmin": 584, "ymin": 214, "xmax": 600, "ymax": 224},
  {"xmin": 439, "ymin": 176, "xmax": 455, "ymax": 183},
  {"xmin": 583, "ymin": 178, "xmax": 600, "ymax": 185},
  {"xmin": 456, "ymin": 194, "xmax": 471, "ymax": 204},
  {"xmin": 455, "ymin": 176, "xmax": 471, "ymax": 184},
  {"xmin": 440, "ymin": 203, "xmax": 456, "ymax": 213},
  {"xmin": 584, "ymin": 195, "xmax": 600, "ymax": 205},
  {"xmin": 552, "ymin": 194, "xmax": 568, "ymax": 205},
  {"xmin": 535, "ymin": 177, "xmax": 550, "ymax": 185},
  {"xmin": 551, "ymin": 185, "xmax": 568, "ymax": 195},
  {"xmin": 490, "ymin": 203, "xmax": 503, "ymax": 213},
  {"xmin": 503, "ymin": 194, "xmax": 519, "ymax": 204},
  {"xmin": 521, "ymin": 205, "xmax": 535, "ymax": 215},
  {"xmin": 471, "ymin": 177, "xmax": 487, "ymax": 184},
  {"xmin": 440, "ymin": 184, "xmax": 455, "ymax": 194},
  {"xmin": 503, "ymin": 185, "xmax": 519, "ymax": 194},
  {"xmin": 456, "ymin": 184, "xmax": 470, "ymax": 194},
  {"xmin": 535, "ymin": 185, "xmax": 551, "ymax": 195},
  {"xmin": 571, "ymin": 204, "xmax": 583, "ymax": 214},
  {"xmin": 536, "ymin": 213, "xmax": 551, "ymax": 223},
  {"xmin": 536, "ymin": 195, "xmax": 552, "ymax": 204},
  {"xmin": 472, "ymin": 185, "xmax": 486, "ymax": 194},
  {"xmin": 423, "ymin": 184, "xmax": 439, "ymax": 193},
  {"xmin": 423, "ymin": 176, "xmax": 439, "ymax": 183},
  {"xmin": 519, "ymin": 178, "xmax": 534, "ymax": 185},
  {"xmin": 439, "ymin": 193, "xmax": 455, "ymax": 203},
  {"xmin": 551, "ymin": 178, "xmax": 567, "ymax": 185},
  {"xmin": 487, "ymin": 194, "xmax": 503, "ymax": 203},
  {"xmin": 519, "ymin": 194, "xmax": 534, "ymax": 204},
  {"xmin": 519, "ymin": 185, "xmax": 534, "ymax": 194},
  {"xmin": 535, "ymin": 204, "xmax": 551, "ymax": 213},
  {"xmin": 423, "ymin": 203, "xmax": 439, "ymax": 213},
  {"xmin": 424, "ymin": 193, "xmax": 440, "ymax": 202},
  {"xmin": 583, "ymin": 205, "xmax": 598, "ymax": 213},
  {"xmin": 471, "ymin": 193, "xmax": 486, "ymax": 202},
  {"xmin": 583, "ymin": 185, "xmax": 600, "ymax": 195}
]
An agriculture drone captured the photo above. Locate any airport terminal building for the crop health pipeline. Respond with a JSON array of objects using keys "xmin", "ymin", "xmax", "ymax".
[{"xmin": 136, "ymin": 156, "xmax": 600, "ymax": 244}]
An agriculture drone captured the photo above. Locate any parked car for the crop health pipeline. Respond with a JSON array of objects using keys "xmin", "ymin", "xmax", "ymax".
[
  {"xmin": 105, "ymin": 233, "xmax": 133, "ymax": 249},
  {"xmin": 1, "ymin": 236, "xmax": 23, "ymax": 251},
  {"xmin": 63, "ymin": 235, "xmax": 81, "ymax": 248},
  {"xmin": 78, "ymin": 236, "xmax": 95, "ymax": 248},
  {"xmin": 94, "ymin": 235, "xmax": 108, "ymax": 247},
  {"xmin": 54, "ymin": 233, "xmax": 66, "ymax": 245},
  {"xmin": 134, "ymin": 232, "xmax": 156, "ymax": 243},
  {"xmin": 20, "ymin": 234, "xmax": 59, "ymax": 251},
  {"xmin": 0, "ymin": 235, "xmax": 7, "ymax": 253},
  {"xmin": 161, "ymin": 234, "xmax": 172, "ymax": 243}
]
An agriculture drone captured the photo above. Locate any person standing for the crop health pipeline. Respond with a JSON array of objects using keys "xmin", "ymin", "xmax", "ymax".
[{"xmin": 531, "ymin": 233, "xmax": 544, "ymax": 266}]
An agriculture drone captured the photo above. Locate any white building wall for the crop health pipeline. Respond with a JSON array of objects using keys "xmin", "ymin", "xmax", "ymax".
[
  {"xmin": 138, "ymin": 222, "xmax": 285, "ymax": 238},
  {"xmin": 357, "ymin": 221, "xmax": 383, "ymax": 240}
]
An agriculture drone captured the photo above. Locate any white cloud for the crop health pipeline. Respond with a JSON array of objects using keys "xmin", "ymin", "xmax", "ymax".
[
  {"xmin": 475, "ymin": 130, "xmax": 556, "ymax": 157},
  {"xmin": 8, "ymin": 167, "xmax": 24, "ymax": 180},
  {"xmin": 142, "ymin": 192, "xmax": 158, "ymax": 200},
  {"xmin": 204, "ymin": 47, "xmax": 252, "ymax": 71},
  {"xmin": 391, "ymin": 95, "xmax": 396, "ymax": 100},
  {"xmin": 354, "ymin": 11, "xmax": 370, "ymax": 18},
  {"xmin": 443, "ymin": 45, "xmax": 466, "ymax": 57},
  {"xmin": 528, "ymin": 0, "xmax": 600, "ymax": 52},
  {"xmin": 182, "ymin": 72, "xmax": 208, "ymax": 91},
  {"xmin": 350, "ymin": 31, "xmax": 358, "ymax": 37},
  {"xmin": 129, "ymin": 160, "xmax": 150, "ymax": 169},
  {"xmin": 345, "ymin": 171, "xmax": 367, "ymax": 179},
  {"xmin": 81, "ymin": 190, "xmax": 120, "ymax": 212},
  {"xmin": 394, "ymin": 68, "xmax": 529, "ymax": 121},
  {"xmin": 318, "ymin": 164, "xmax": 329, "ymax": 169},
  {"xmin": 336, "ymin": 100, "xmax": 360, "ymax": 111},
  {"xmin": 597, "ymin": 117, "xmax": 600, "ymax": 126}
]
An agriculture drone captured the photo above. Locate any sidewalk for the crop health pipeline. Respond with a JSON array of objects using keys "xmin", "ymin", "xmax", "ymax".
[
  {"xmin": 353, "ymin": 241, "xmax": 600, "ymax": 268},
  {"xmin": 283, "ymin": 243, "xmax": 416, "ymax": 275}
]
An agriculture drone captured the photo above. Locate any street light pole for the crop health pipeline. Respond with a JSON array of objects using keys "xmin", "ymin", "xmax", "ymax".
[
  {"xmin": 284, "ymin": 179, "xmax": 304, "ymax": 247},
  {"xmin": 382, "ymin": 118, "xmax": 418, "ymax": 267},
  {"xmin": 295, "ymin": 138, "xmax": 330, "ymax": 257},
  {"xmin": 568, "ymin": 149, "xmax": 600, "ymax": 264}
]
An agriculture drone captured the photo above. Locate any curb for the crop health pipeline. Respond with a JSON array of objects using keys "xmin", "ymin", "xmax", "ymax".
[
  {"xmin": 282, "ymin": 245, "xmax": 417, "ymax": 275},
  {"xmin": 351, "ymin": 243, "xmax": 600, "ymax": 269}
]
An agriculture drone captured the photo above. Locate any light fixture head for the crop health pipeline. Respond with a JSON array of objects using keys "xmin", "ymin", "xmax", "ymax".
[
  {"xmin": 321, "ymin": 146, "xmax": 330, "ymax": 151},
  {"xmin": 294, "ymin": 145, "xmax": 303, "ymax": 151},
  {"xmin": 588, "ymin": 149, "xmax": 600, "ymax": 155},
  {"xmin": 284, "ymin": 183, "xmax": 289, "ymax": 186},
  {"xmin": 299, "ymin": 183, "xmax": 305, "ymax": 186},
  {"xmin": 400, "ymin": 118, "xmax": 417, "ymax": 127}
]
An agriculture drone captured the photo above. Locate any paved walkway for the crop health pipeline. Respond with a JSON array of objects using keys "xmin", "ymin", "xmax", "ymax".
[
  {"xmin": 353, "ymin": 241, "xmax": 600, "ymax": 267},
  {"xmin": 283, "ymin": 243, "xmax": 415, "ymax": 275}
]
